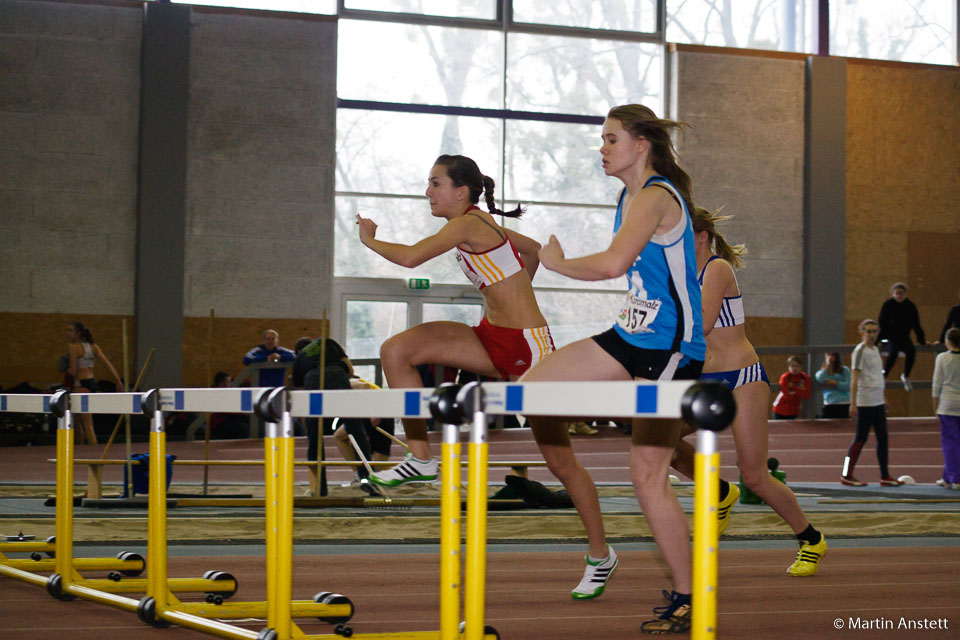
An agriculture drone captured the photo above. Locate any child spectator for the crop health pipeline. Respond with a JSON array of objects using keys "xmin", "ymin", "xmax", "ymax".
[
  {"xmin": 933, "ymin": 328, "xmax": 960, "ymax": 490},
  {"xmin": 772, "ymin": 355, "xmax": 811, "ymax": 419},
  {"xmin": 814, "ymin": 352, "xmax": 851, "ymax": 419}
]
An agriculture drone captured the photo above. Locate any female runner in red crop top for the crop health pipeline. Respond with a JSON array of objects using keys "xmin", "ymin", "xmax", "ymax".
[{"xmin": 356, "ymin": 154, "xmax": 554, "ymax": 487}]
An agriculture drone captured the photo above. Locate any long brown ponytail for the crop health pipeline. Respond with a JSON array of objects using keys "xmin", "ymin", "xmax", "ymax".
[
  {"xmin": 606, "ymin": 104, "xmax": 694, "ymax": 211},
  {"xmin": 690, "ymin": 206, "xmax": 747, "ymax": 270}
]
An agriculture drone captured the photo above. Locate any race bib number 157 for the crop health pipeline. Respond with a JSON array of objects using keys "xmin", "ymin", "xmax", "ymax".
[{"xmin": 617, "ymin": 295, "xmax": 661, "ymax": 334}]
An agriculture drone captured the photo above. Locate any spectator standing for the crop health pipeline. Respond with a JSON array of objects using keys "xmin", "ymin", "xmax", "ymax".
[
  {"xmin": 878, "ymin": 282, "xmax": 926, "ymax": 391},
  {"xmin": 933, "ymin": 328, "xmax": 960, "ymax": 490},
  {"xmin": 841, "ymin": 319, "xmax": 904, "ymax": 486},
  {"xmin": 814, "ymin": 352, "xmax": 851, "ymax": 419},
  {"xmin": 772, "ymin": 356, "xmax": 811, "ymax": 419},
  {"xmin": 242, "ymin": 329, "xmax": 295, "ymax": 387}
]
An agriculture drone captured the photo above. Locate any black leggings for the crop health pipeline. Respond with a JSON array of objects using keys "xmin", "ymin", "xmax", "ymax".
[
  {"xmin": 882, "ymin": 339, "xmax": 916, "ymax": 377},
  {"xmin": 304, "ymin": 366, "xmax": 373, "ymax": 474},
  {"xmin": 844, "ymin": 405, "xmax": 889, "ymax": 478},
  {"xmin": 821, "ymin": 404, "xmax": 850, "ymax": 419}
]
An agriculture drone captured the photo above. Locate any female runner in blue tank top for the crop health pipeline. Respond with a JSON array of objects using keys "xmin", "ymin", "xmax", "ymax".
[
  {"xmin": 669, "ymin": 207, "xmax": 826, "ymax": 580},
  {"xmin": 521, "ymin": 104, "xmax": 705, "ymax": 634}
]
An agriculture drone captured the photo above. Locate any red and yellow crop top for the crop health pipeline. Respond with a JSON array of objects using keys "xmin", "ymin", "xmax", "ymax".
[{"xmin": 454, "ymin": 208, "xmax": 525, "ymax": 290}]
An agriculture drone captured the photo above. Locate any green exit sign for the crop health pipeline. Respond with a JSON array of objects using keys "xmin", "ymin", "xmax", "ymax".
[{"xmin": 408, "ymin": 278, "xmax": 430, "ymax": 290}]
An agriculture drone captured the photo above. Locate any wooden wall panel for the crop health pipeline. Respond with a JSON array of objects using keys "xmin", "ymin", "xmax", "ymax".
[
  {"xmin": 0, "ymin": 312, "xmax": 133, "ymax": 390},
  {"xmin": 180, "ymin": 316, "xmax": 329, "ymax": 387}
]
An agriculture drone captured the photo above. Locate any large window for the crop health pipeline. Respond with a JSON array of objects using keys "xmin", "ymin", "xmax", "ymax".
[
  {"xmin": 343, "ymin": 0, "xmax": 497, "ymax": 19},
  {"xmin": 667, "ymin": 0, "xmax": 817, "ymax": 53},
  {"xmin": 171, "ymin": 0, "xmax": 336, "ymax": 13},
  {"xmin": 830, "ymin": 0, "xmax": 957, "ymax": 65},
  {"xmin": 334, "ymin": 3, "xmax": 666, "ymax": 348},
  {"xmin": 512, "ymin": 0, "xmax": 659, "ymax": 33}
]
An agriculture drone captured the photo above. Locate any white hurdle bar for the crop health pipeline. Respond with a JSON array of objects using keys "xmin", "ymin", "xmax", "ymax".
[
  {"xmin": 287, "ymin": 379, "xmax": 699, "ymax": 640},
  {"xmin": 287, "ymin": 379, "xmax": 694, "ymax": 419}
]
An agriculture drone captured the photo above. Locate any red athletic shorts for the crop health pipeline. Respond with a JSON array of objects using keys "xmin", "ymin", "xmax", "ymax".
[{"xmin": 472, "ymin": 317, "xmax": 555, "ymax": 379}]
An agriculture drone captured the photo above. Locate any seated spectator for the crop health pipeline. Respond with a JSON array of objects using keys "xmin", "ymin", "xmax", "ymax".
[
  {"xmin": 291, "ymin": 336, "xmax": 373, "ymax": 461},
  {"xmin": 772, "ymin": 355, "xmax": 811, "ymax": 420},
  {"xmin": 815, "ymin": 352, "xmax": 851, "ymax": 419},
  {"xmin": 242, "ymin": 329, "xmax": 295, "ymax": 387},
  {"xmin": 878, "ymin": 282, "xmax": 926, "ymax": 391}
]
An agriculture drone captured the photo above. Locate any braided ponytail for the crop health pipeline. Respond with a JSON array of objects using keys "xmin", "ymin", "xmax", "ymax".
[
  {"xmin": 481, "ymin": 175, "xmax": 523, "ymax": 218},
  {"xmin": 434, "ymin": 155, "xmax": 524, "ymax": 218}
]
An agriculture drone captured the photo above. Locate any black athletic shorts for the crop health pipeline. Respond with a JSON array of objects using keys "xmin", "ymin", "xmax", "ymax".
[{"xmin": 592, "ymin": 327, "xmax": 703, "ymax": 380}]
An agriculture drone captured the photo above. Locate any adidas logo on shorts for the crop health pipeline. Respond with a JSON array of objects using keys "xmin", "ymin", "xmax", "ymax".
[{"xmin": 515, "ymin": 359, "xmax": 526, "ymax": 366}]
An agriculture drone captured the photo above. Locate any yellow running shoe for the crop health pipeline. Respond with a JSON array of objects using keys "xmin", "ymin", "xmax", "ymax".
[
  {"xmin": 787, "ymin": 535, "xmax": 827, "ymax": 576},
  {"xmin": 717, "ymin": 483, "xmax": 739, "ymax": 536}
]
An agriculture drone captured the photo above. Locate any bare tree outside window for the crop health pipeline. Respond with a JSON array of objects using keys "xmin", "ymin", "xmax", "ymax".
[
  {"xmin": 830, "ymin": 0, "xmax": 956, "ymax": 65},
  {"xmin": 667, "ymin": 0, "xmax": 815, "ymax": 52}
]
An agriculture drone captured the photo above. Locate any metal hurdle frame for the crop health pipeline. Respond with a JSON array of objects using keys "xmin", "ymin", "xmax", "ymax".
[
  {"xmin": 2, "ymin": 380, "xmax": 730, "ymax": 640},
  {"xmin": 136, "ymin": 387, "xmax": 354, "ymax": 639},
  {"xmin": 290, "ymin": 379, "xmax": 729, "ymax": 640},
  {"xmin": 0, "ymin": 392, "xmax": 144, "ymax": 587},
  {"xmin": 41, "ymin": 390, "xmax": 251, "ymax": 610}
]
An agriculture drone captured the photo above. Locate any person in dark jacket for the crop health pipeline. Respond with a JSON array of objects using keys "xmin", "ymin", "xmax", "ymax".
[
  {"xmin": 937, "ymin": 293, "xmax": 960, "ymax": 344},
  {"xmin": 291, "ymin": 335, "xmax": 380, "ymax": 496},
  {"xmin": 242, "ymin": 329, "xmax": 295, "ymax": 387},
  {"xmin": 878, "ymin": 282, "xmax": 926, "ymax": 391}
]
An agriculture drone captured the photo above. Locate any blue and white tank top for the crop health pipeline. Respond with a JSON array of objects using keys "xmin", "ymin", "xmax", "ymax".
[
  {"xmin": 612, "ymin": 175, "xmax": 706, "ymax": 360},
  {"xmin": 698, "ymin": 255, "xmax": 745, "ymax": 328}
]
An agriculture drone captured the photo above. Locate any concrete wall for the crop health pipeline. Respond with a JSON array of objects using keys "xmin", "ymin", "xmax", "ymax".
[
  {"xmin": 184, "ymin": 10, "xmax": 337, "ymax": 320},
  {"xmin": 671, "ymin": 45, "xmax": 807, "ymax": 361},
  {"xmin": 0, "ymin": 1, "xmax": 337, "ymax": 388},
  {"xmin": 0, "ymin": 0, "xmax": 141, "ymax": 316}
]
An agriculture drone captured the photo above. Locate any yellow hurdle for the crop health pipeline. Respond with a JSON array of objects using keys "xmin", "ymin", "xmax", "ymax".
[
  {"xmin": 439, "ymin": 421, "xmax": 461, "ymax": 640},
  {"xmin": 463, "ymin": 386, "xmax": 490, "ymax": 640},
  {"xmin": 47, "ymin": 393, "xmax": 141, "ymax": 611},
  {"xmin": 692, "ymin": 430, "xmax": 720, "ymax": 640},
  {"xmin": 140, "ymin": 388, "xmax": 346, "ymax": 638}
]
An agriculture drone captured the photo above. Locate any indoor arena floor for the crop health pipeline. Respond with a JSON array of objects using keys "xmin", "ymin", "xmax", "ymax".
[{"xmin": 1, "ymin": 417, "xmax": 958, "ymax": 639}]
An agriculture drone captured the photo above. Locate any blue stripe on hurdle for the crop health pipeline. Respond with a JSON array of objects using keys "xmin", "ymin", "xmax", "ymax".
[
  {"xmin": 636, "ymin": 385, "xmax": 657, "ymax": 413},
  {"xmin": 241, "ymin": 390, "xmax": 252, "ymax": 412},
  {"xmin": 506, "ymin": 385, "xmax": 523, "ymax": 412},
  {"xmin": 43, "ymin": 397, "xmax": 50, "ymax": 413},
  {"xmin": 310, "ymin": 392, "xmax": 323, "ymax": 415},
  {"xmin": 133, "ymin": 394, "xmax": 142, "ymax": 414},
  {"xmin": 81, "ymin": 395, "xmax": 89, "ymax": 412},
  {"xmin": 175, "ymin": 390, "xmax": 184, "ymax": 411},
  {"xmin": 404, "ymin": 391, "xmax": 420, "ymax": 416},
  {"xmin": 1, "ymin": 396, "xmax": 6, "ymax": 411}
]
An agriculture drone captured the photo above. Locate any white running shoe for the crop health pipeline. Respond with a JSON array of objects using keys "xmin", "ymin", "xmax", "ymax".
[
  {"xmin": 368, "ymin": 453, "xmax": 438, "ymax": 487},
  {"xmin": 571, "ymin": 546, "xmax": 618, "ymax": 600},
  {"xmin": 901, "ymin": 373, "xmax": 913, "ymax": 392}
]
